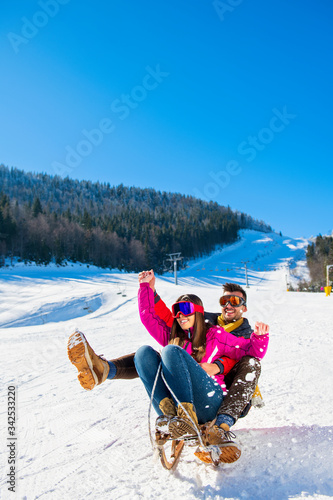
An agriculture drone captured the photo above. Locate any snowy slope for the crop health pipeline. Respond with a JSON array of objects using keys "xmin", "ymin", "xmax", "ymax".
[
  {"xmin": 0, "ymin": 231, "xmax": 332, "ymax": 500},
  {"xmin": 175, "ymin": 230, "xmax": 310, "ymax": 288}
]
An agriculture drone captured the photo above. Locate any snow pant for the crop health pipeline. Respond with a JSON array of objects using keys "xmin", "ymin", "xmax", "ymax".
[
  {"xmin": 134, "ymin": 344, "xmax": 224, "ymax": 425},
  {"xmin": 109, "ymin": 352, "xmax": 138, "ymax": 379},
  {"xmin": 217, "ymin": 356, "xmax": 261, "ymax": 422}
]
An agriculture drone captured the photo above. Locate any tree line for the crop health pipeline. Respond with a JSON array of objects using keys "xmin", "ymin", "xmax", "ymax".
[
  {"xmin": 306, "ymin": 234, "xmax": 333, "ymax": 286},
  {"xmin": 0, "ymin": 165, "xmax": 272, "ymax": 271}
]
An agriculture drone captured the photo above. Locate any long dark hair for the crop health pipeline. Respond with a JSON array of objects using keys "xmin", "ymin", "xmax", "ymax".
[{"xmin": 169, "ymin": 294, "xmax": 210, "ymax": 362}]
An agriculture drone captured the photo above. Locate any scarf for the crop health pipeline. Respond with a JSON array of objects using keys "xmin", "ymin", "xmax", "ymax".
[{"xmin": 217, "ymin": 315, "xmax": 244, "ymax": 332}]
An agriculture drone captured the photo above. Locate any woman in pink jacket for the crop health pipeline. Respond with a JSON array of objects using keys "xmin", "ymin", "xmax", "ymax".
[{"xmin": 135, "ymin": 273, "xmax": 269, "ymax": 464}]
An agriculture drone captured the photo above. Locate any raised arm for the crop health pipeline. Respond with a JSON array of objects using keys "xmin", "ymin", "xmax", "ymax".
[
  {"xmin": 138, "ymin": 281, "xmax": 171, "ymax": 346},
  {"xmin": 208, "ymin": 325, "xmax": 269, "ymax": 364},
  {"xmin": 138, "ymin": 269, "xmax": 174, "ymax": 327}
]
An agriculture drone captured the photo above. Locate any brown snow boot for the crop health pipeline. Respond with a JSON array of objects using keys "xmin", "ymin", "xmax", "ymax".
[
  {"xmin": 67, "ymin": 331, "xmax": 109, "ymax": 390},
  {"xmin": 155, "ymin": 397, "xmax": 177, "ymax": 445},
  {"xmin": 194, "ymin": 422, "xmax": 241, "ymax": 464},
  {"xmin": 168, "ymin": 403, "xmax": 200, "ymax": 439}
]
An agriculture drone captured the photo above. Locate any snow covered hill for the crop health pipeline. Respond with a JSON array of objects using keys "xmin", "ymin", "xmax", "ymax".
[
  {"xmin": 1, "ymin": 231, "xmax": 332, "ymax": 500},
  {"xmin": 177, "ymin": 229, "xmax": 310, "ymax": 287}
]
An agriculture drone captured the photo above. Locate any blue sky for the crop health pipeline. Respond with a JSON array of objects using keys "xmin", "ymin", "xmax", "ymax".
[{"xmin": 1, "ymin": 0, "xmax": 332, "ymax": 238}]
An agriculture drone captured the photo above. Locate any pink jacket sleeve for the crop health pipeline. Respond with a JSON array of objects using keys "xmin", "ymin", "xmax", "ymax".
[
  {"xmin": 206, "ymin": 326, "xmax": 269, "ymax": 364},
  {"xmin": 234, "ymin": 332, "xmax": 269, "ymax": 360},
  {"xmin": 138, "ymin": 282, "xmax": 171, "ymax": 346}
]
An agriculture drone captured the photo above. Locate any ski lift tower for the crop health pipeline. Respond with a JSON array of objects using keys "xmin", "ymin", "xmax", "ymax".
[
  {"xmin": 166, "ymin": 252, "xmax": 182, "ymax": 285},
  {"xmin": 241, "ymin": 261, "xmax": 250, "ymax": 288},
  {"xmin": 326, "ymin": 264, "xmax": 333, "ymax": 296}
]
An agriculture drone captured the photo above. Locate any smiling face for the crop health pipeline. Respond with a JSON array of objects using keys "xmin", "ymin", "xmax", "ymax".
[
  {"xmin": 176, "ymin": 313, "xmax": 196, "ymax": 330},
  {"xmin": 221, "ymin": 290, "xmax": 247, "ymax": 323}
]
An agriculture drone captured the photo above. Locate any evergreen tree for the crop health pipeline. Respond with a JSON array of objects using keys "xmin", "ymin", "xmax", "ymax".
[{"xmin": 32, "ymin": 197, "xmax": 43, "ymax": 217}]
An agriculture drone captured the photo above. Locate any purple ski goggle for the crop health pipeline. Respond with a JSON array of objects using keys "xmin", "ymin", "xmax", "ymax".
[{"xmin": 171, "ymin": 301, "xmax": 204, "ymax": 318}]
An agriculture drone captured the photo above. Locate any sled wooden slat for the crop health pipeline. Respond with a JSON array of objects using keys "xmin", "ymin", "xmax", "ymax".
[{"xmin": 158, "ymin": 440, "xmax": 185, "ymax": 470}]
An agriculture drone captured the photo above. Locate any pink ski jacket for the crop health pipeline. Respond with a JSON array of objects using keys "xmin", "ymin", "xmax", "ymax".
[{"xmin": 138, "ymin": 283, "xmax": 269, "ymax": 391}]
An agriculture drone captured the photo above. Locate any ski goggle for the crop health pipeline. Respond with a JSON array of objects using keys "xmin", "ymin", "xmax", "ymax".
[
  {"xmin": 219, "ymin": 295, "xmax": 246, "ymax": 308},
  {"xmin": 171, "ymin": 301, "xmax": 204, "ymax": 318}
]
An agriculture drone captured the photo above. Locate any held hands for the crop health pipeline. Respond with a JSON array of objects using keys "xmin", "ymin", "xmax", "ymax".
[
  {"xmin": 138, "ymin": 269, "xmax": 156, "ymax": 291},
  {"xmin": 253, "ymin": 321, "xmax": 269, "ymax": 336}
]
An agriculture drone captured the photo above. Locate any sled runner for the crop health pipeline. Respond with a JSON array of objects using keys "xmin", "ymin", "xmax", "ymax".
[
  {"xmin": 156, "ymin": 427, "xmax": 241, "ymax": 470},
  {"xmin": 157, "ymin": 439, "xmax": 185, "ymax": 470}
]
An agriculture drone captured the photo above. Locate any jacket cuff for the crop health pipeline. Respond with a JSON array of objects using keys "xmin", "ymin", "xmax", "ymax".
[
  {"xmin": 154, "ymin": 291, "xmax": 160, "ymax": 304},
  {"xmin": 214, "ymin": 359, "xmax": 224, "ymax": 374}
]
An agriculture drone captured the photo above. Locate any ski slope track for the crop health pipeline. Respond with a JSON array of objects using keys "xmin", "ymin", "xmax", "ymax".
[{"xmin": 1, "ymin": 230, "xmax": 332, "ymax": 499}]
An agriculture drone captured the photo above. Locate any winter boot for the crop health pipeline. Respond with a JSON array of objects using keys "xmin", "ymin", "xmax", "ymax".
[
  {"xmin": 155, "ymin": 397, "xmax": 177, "ymax": 445},
  {"xmin": 168, "ymin": 403, "xmax": 200, "ymax": 439},
  {"xmin": 67, "ymin": 331, "xmax": 109, "ymax": 390},
  {"xmin": 195, "ymin": 422, "xmax": 241, "ymax": 464}
]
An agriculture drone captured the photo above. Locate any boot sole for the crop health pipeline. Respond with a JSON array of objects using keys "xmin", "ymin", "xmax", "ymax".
[
  {"xmin": 67, "ymin": 331, "xmax": 98, "ymax": 390},
  {"xmin": 169, "ymin": 418, "xmax": 198, "ymax": 440},
  {"xmin": 194, "ymin": 443, "xmax": 241, "ymax": 464}
]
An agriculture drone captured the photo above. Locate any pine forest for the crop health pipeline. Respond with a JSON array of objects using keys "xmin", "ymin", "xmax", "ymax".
[{"xmin": 0, "ymin": 165, "xmax": 272, "ymax": 271}]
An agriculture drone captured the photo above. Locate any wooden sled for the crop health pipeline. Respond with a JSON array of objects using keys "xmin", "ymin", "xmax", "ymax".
[{"xmin": 157, "ymin": 439, "xmax": 185, "ymax": 470}]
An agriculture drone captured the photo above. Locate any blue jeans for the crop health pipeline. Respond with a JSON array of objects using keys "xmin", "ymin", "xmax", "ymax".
[{"xmin": 134, "ymin": 344, "xmax": 224, "ymax": 424}]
